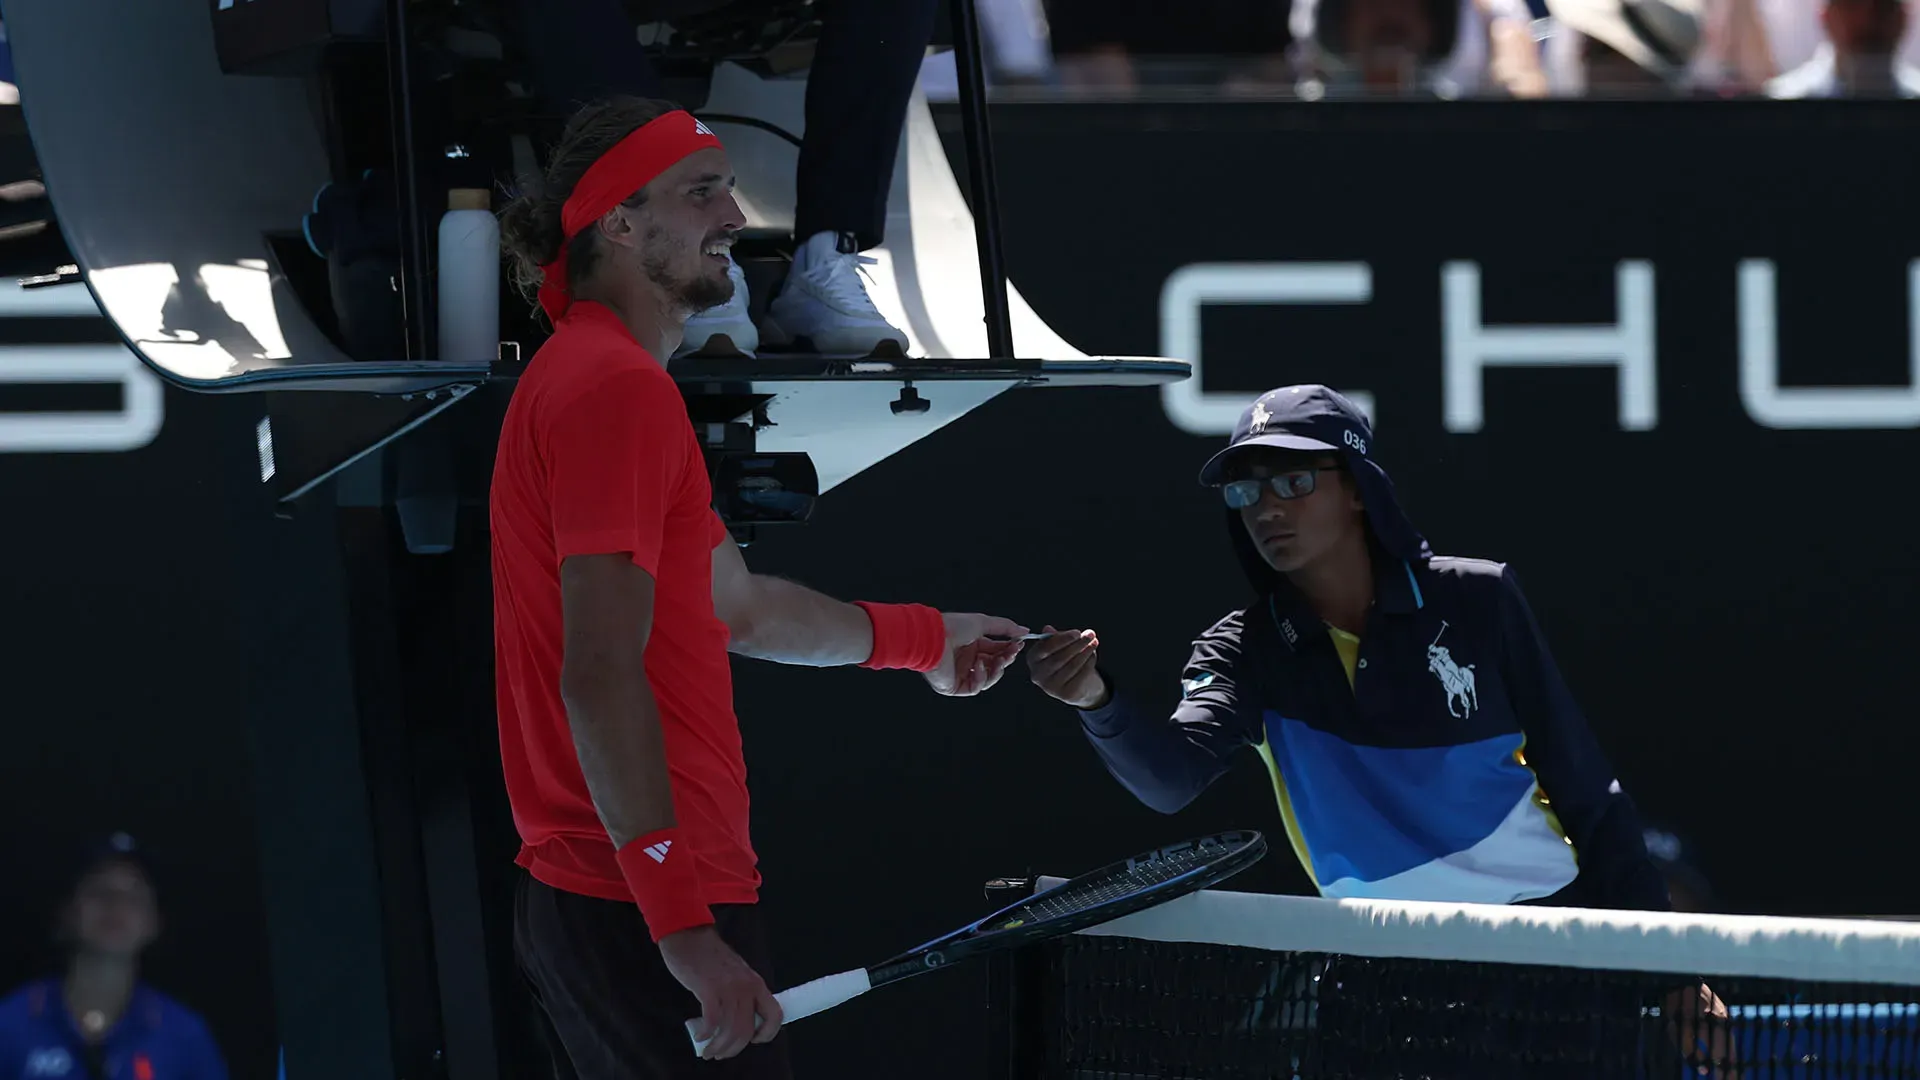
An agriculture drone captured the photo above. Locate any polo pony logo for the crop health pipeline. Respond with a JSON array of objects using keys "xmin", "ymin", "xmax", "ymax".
[
  {"xmin": 1427, "ymin": 621, "xmax": 1477, "ymax": 718},
  {"xmin": 1249, "ymin": 400, "xmax": 1273, "ymax": 434}
]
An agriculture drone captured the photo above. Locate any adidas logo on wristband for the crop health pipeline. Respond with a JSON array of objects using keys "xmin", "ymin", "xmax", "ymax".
[{"xmin": 644, "ymin": 840, "xmax": 673, "ymax": 863}]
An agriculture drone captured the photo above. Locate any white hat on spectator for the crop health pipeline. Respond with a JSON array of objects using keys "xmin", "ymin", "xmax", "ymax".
[{"xmin": 1545, "ymin": 0, "xmax": 1703, "ymax": 75}]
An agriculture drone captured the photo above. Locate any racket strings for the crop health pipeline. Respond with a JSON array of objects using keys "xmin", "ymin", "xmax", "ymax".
[{"xmin": 1017, "ymin": 839, "xmax": 1239, "ymax": 924}]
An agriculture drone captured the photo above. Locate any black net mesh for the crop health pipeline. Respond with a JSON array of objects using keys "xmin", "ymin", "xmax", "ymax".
[{"xmin": 1028, "ymin": 932, "xmax": 1920, "ymax": 1079}]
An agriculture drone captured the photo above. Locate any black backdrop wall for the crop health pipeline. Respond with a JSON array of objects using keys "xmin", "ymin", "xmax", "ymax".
[{"xmin": 3, "ymin": 100, "xmax": 1918, "ymax": 1080}]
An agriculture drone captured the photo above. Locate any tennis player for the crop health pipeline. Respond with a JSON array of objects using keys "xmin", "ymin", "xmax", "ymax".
[
  {"xmin": 1028, "ymin": 384, "xmax": 1732, "ymax": 1073},
  {"xmin": 491, "ymin": 97, "xmax": 1029, "ymax": 1078}
]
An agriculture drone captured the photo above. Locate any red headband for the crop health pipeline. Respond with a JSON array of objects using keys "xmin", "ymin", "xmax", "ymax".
[{"xmin": 536, "ymin": 109, "xmax": 724, "ymax": 324}]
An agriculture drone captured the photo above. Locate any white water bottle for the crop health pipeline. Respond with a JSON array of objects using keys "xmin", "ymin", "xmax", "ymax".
[{"xmin": 437, "ymin": 187, "xmax": 500, "ymax": 365}]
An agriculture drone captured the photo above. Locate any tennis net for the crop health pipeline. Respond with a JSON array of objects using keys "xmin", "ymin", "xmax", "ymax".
[{"xmin": 984, "ymin": 877, "xmax": 1920, "ymax": 1079}]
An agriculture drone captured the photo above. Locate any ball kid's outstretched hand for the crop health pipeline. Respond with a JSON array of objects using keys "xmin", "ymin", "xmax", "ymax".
[{"xmin": 1026, "ymin": 625, "xmax": 1109, "ymax": 710}]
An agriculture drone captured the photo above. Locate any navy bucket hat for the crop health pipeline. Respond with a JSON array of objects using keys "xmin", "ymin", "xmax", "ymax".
[{"xmin": 1201, "ymin": 385, "xmax": 1432, "ymax": 592}]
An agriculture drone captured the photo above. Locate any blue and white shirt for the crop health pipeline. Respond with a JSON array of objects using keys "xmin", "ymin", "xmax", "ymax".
[{"xmin": 1079, "ymin": 555, "xmax": 1669, "ymax": 910}]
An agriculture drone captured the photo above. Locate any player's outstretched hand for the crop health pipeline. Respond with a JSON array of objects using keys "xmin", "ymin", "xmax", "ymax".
[
  {"xmin": 1026, "ymin": 626, "xmax": 1110, "ymax": 710},
  {"xmin": 924, "ymin": 613, "xmax": 1029, "ymax": 697},
  {"xmin": 662, "ymin": 925, "xmax": 784, "ymax": 1060}
]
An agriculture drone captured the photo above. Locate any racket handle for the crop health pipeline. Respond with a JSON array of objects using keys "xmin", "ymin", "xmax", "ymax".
[{"xmin": 685, "ymin": 968, "xmax": 873, "ymax": 1057}]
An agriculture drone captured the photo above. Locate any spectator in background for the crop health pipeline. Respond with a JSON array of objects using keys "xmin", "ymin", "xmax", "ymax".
[
  {"xmin": 1044, "ymin": 0, "xmax": 1295, "ymax": 94},
  {"xmin": 919, "ymin": 0, "xmax": 1057, "ymax": 99},
  {"xmin": 1480, "ymin": 0, "xmax": 1703, "ymax": 96},
  {"xmin": 0, "ymin": 834, "xmax": 228, "ymax": 1080},
  {"xmin": 1756, "ymin": 0, "xmax": 1920, "ymax": 85},
  {"xmin": 1690, "ymin": 0, "xmax": 1780, "ymax": 94},
  {"xmin": 1288, "ymin": 0, "xmax": 1466, "ymax": 96},
  {"xmin": 1767, "ymin": 0, "xmax": 1920, "ymax": 97},
  {"xmin": 1425, "ymin": 0, "xmax": 1573, "ymax": 99},
  {"xmin": 1477, "ymin": 0, "xmax": 1558, "ymax": 96},
  {"xmin": 1544, "ymin": 0, "xmax": 1705, "ymax": 95}
]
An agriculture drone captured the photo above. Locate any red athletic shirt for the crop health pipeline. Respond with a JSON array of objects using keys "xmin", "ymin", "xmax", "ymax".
[{"xmin": 489, "ymin": 300, "xmax": 759, "ymax": 913}]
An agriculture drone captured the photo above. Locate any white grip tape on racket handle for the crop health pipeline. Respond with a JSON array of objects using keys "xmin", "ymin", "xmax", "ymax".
[{"xmin": 685, "ymin": 968, "xmax": 872, "ymax": 1056}]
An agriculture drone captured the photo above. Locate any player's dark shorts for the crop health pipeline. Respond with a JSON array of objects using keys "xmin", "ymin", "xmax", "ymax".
[{"xmin": 514, "ymin": 873, "xmax": 793, "ymax": 1080}]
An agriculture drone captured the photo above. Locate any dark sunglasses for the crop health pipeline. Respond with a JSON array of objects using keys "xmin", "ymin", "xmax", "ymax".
[{"xmin": 1219, "ymin": 467, "xmax": 1339, "ymax": 509}]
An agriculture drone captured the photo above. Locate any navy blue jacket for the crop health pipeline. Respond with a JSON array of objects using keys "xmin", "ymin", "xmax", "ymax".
[
  {"xmin": 0, "ymin": 980, "xmax": 227, "ymax": 1080},
  {"xmin": 1080, "ymin": 555, "xmax": 1670, "ymax": 911}
]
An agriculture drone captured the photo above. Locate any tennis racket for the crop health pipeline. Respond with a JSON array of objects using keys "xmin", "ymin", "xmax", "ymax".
[{"xmin": 686, "ymin": 830, "xmax": 1267, "ymax": 1056}]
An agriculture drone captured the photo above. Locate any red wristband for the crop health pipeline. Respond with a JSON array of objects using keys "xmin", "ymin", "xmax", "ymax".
[
  {"xmin": 854, "ymin": 601, "xmax": 946, "ymax": 673},
  {"xmin": 615, "ymin": 827, "xmax": 713, "ymax": 943}
]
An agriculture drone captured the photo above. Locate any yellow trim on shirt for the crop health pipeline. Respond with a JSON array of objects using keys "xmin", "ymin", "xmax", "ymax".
[
  {"xmin": 1326, "ymin": 624, "xmax": 1361, "ymax": 689},
  {"xmin": 1250, "ymin": 623, "xmax": 1360, "ymax": 889},
  {"xmin": 1253, "ymin": 737, "xmax": 1321, "ymax": 892},
  {"xmin": 1515, "ymin": 740, "xmax": 1576, "ymax": 856}
]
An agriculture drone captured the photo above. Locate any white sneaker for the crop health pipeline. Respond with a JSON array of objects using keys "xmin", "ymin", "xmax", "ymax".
[
  {"xmin": 763, "ymin": 231, "xmax": 910, "ymax": 357},
  {"xmin": 677, "ymin": 254, "xmax": 758, "ymax": 359}
]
